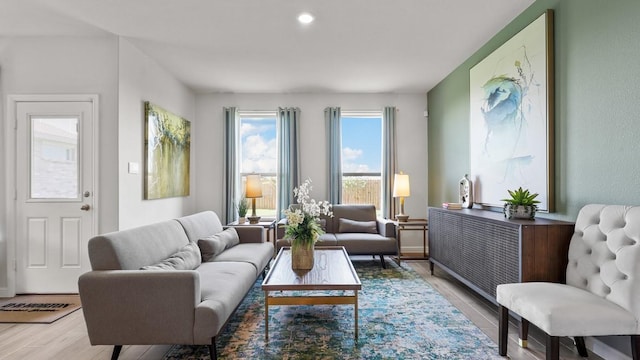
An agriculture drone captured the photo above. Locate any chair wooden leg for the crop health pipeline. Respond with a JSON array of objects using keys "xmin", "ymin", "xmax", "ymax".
[
  {"xmin": 632, "ymin": 335, "xmax": 640, "ymax": 360},
  {"xmin": 429, "ymin": 261, "xmax": 434, "ymax": 275},
  {"xmin": 111, "ymin": 345, "xmax": 122, "ymax": 360},
  {"xmin": 498, "ymin": 305, "xmax": 509, "ymax": 356},
  {"xmin": 209, "ymin": 337, "xmax": 217, "ymax": 360},
  {"xmin": 574, "ymin": 336, "xmax": 588, "ymax": 357},
  {"xmin": 380, "ymin": 255, "xmax": 386, "ymax": 269},
  {"xmin": 546, "ymin": 335, "xmax": 560, "ymax": 360},
  {"xmin": 519, "ymin": 318, "xmax": 529, "ymax": 348}
]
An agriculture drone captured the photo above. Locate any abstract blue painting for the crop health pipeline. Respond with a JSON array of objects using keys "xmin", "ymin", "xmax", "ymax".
[{"xmin": 470, "ymin": 10, "xmax": 554, "ymax": 211}]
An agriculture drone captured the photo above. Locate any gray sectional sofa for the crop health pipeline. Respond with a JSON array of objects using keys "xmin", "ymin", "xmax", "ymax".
[
  {"xmin": 276, "ymin": 204, "xmax": 398, "ymax": 267},
  {"xmin": 78, "ymin": 211, "xmax": 273, "ymax": 360}
]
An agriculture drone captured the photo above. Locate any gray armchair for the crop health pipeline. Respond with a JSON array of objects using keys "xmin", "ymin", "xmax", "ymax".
[{"xmin": 276, "ymin": 204, "xmax": 397, "ymax": 267}]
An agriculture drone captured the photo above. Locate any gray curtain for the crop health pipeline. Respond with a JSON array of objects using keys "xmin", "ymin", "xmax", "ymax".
[
  {"xmin": 223, "ymin": 107, "xmax": 240, "ymax": 224},
  {"xmin": 277, "ymin": 107, "xmax": 301, "ymax": 219},
  {"xmin": 382, "ymin": 106, "xmax": 397, "ymax": 219},
  {"xmin": 325, "ymin": 107, "xmax": 342, "ymax": 205}
]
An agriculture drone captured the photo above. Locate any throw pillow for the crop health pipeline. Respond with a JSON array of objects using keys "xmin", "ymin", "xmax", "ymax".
[
  {"xmin": 140, "ymin": 242, "xmax": 202, "ymax": 270},
  {"xmin": 198, "ymin": 227, "xmax": 240, "ymax": 262},
  {"xmin": 338, "ymin": 218, "xmax": 378, "ymax": 234}
]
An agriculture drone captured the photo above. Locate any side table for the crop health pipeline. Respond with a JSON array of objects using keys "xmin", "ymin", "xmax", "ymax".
[
  {"xmin": 227, "ymin": 219, "xmax": 277, "ymax": 243},
  {"xmin": 393, "ymin": 218, "xmax": 428, "ymax": 261}
]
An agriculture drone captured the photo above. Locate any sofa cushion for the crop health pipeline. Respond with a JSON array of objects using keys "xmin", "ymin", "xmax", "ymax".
[
  {"xmin": 194, "ymin": 261, "xmax": 257, "ymax": 340},
  {"xmin": 338, "ymin": 218, "xmax": 378, "ymax": 234},
  {"xmin": 140, "ymin": 242, "xmax": 202, "ymax": 270},
  {"xmin": 335, "ymin": 233, "xmax": 397, "ymax": 254},
  {"xmin": 212, "ymin": 243, "xmax": 273, "ymax": 276},
  {"xmin": 175, "ymin": 211, "xmax": 225, "ymax": 243},
  {"xmin": 496, "ymin": 282, "xmax": 637, "ymax": 336},
  {"xmin": 88, "ymin": 219, "xmax": 190, "ymax": 270},
  {"xmin": 198, "ymin": 228, "xmax": 240, "ymax": 262},
  {"xmin": 198, "ymin": 237, "xmax": 225, "ymax": 262},
  {"xmin": 316, "ymin": 233, "xmax": 338, "ymax": 245},
  {"xmin": 326, "ymin": 204, "xmax": 377, "ymax": 233}
]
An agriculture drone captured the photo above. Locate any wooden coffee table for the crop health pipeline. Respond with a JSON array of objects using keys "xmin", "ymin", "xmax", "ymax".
[{"xmin": 261, "ymin": 246, "xmax": 362, "ymax": 340}]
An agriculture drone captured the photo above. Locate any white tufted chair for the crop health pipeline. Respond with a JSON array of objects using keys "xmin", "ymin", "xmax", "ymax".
[{"xmin": 496, "ymin": 204, "xmax": 640, "ymax": 360}]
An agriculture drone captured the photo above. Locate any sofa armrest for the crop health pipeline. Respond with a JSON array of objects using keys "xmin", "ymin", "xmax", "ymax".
[
  {"xmin": 78, "ymin": 270, "xmax": 200, "ymax": 345},
  {"xmin": 276, "ymin": 218, "xmax": 288, "ymax": 240},
  {"xmin": 377, "ymin": 217, "xmax": 396, "ymax": 237},
  {"xmin": 231, "ymin": 226, "xmax": 265, "ymax": 243}
]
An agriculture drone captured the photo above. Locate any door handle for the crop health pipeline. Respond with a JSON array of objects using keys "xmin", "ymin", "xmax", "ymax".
[{"xmin": 80, "ymin": 204, "xmax": 91, "ymax": 211}]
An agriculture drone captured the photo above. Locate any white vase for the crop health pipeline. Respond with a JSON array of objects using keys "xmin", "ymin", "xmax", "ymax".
[{"xmin": 459, "ymin": 174, "xmax": 473, "ymax": 209}]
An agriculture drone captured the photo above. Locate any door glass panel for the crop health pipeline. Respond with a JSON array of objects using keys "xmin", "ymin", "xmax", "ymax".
[{"xmin": 30, "ymin": 117, "xmax": 79, "ymax": 199}]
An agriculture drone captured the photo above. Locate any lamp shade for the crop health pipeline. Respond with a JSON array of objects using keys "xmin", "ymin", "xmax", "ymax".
[
  {"xmin": 245, "ymin": 174, "xmax": 263, "ymax": 198},
  {"xmin": 393, "ymin": 173, "xmax": 410, "ymax": 198}
]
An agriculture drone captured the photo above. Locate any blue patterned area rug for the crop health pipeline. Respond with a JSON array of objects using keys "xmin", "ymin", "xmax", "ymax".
[{"xmin": 163, "ymin": 260, "xmax": 502, "ymax": 359}]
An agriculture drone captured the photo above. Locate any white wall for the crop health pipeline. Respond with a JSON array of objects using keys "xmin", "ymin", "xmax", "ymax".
[
  {"xmin": 0, "ymin": 36, "xmax": 428, "ymax": 294},
  {"xmin": 194, "ymin": 93, "xmax": 428, "ymax": 252},
  {"xmin": 0, "ymin": 36, "xmax": 119, "ymax": 293},
  {"xmin": 117, "ymin": 39, "xmax": 197, "ymax": 229}
]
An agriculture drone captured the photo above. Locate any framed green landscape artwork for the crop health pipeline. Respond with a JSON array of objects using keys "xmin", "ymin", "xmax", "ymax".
[
  {"xmin": 469, "ymin": 10, "xmax": 554, "ymax": 212},
  {"xmin": 144, "ymin": 101, "xmax": 191, "ymax": 199}
]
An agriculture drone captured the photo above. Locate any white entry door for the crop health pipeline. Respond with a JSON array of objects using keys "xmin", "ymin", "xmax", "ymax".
[{"xmin": 15, "ymin": 99, "xmax": 96, "ymax": 293}]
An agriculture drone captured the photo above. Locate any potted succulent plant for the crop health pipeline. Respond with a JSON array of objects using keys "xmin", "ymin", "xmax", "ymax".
[
  {"xmin": 236, "ymin": 196, "xmax": 249, "ymax": 223},
  {"xmin": 501, "ymin": 187, "xmax": 540, "ymax": 220}
]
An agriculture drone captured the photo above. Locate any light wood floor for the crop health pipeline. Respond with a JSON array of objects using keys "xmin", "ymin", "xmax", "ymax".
[
  {"xmin": 409, "ymin": 260, "xmax": 603, "ymax": 360},
  {"xmin": 0, "ymin": 260, "xmax": 601, "ymax": 360}
]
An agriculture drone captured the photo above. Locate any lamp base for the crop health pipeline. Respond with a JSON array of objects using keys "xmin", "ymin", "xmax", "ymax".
[
  {"xmin": 247, "ymin": 216, "xmax": 261, "ymax": 224},
  {"xmin": 395, "ymin": 214, "xmax": 409, "ymax": 222}
]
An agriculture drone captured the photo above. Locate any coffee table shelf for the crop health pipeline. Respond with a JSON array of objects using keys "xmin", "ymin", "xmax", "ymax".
[{"xmin": 261, "ymin": 246, "xmax": 361, "ymax": 340}]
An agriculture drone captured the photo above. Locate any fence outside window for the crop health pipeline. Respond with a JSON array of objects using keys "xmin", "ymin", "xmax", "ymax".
[{"xmin": 241, "ymin": 173, "xmax": 381, "ymax": 217}]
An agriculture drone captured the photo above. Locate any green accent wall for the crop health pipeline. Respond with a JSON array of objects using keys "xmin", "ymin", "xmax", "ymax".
[
  {"xmin": 428, "ymin": 0, "xmax": 640, "ymax": 222},
  {"xmin": 428, "ymin": 0, "xmax": 640, "ymax": 355}
]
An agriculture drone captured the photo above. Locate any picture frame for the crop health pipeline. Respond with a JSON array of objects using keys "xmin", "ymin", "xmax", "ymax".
[
  {"xmin": 144, "ymin": 101, "xmax": 191, "ymax": 199},
  {"xmin": 469, "ymin": 10, "xmax": 554, "ymax": 212}
]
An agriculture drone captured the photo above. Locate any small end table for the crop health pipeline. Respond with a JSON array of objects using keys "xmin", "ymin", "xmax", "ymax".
[
  {"xmin": 393, "ymin": 218, "xmax": 428, "ymax": 261},
  {"xmin": 227, "ymin": 219, "xmax": 277, "ymax": 243}
]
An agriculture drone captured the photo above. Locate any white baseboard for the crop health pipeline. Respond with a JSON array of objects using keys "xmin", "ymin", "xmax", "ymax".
[
  {"xmin": 587, "ymin": 337, "xmax": 631, "ymax": 360},
  {"xmin": 400, "ymin": 245, "xmax": 426, "ymax": 254},
  {"xmin": 0, "ymin": 287, "xmax": 12, "ymax": 298}
]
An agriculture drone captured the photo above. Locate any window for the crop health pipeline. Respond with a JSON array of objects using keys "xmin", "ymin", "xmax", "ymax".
[
  {"xmin": 239, "ymin": 111, "xmax": 278, "ymax": 218},
  {"xmin": 31, "ymin": 117, "xmax": 79, "ymax": 199},
  {"xmin": 341, "ymin": 111, "xmax": 382, "ymax": 210}
]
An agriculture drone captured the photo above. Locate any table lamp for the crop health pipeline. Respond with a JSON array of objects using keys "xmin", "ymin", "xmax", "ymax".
[
  {"xmin": 393, "ymin": 172, "xmax": 410, "ymax": 222},
  {"xmin": 245, "ymin": 174, "xmax": 263, "ymax": 224}
]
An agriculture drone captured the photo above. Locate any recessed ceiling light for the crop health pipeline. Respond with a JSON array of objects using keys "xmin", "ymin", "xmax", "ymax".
[{"xmin": 297, "ymin": 13, "xmax": 314, "ymax": 24}]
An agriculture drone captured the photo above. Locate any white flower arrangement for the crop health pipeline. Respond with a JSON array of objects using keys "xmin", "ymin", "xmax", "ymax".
[{"xmin": 282, "ymin": 179, "xmax": 333, "ymax": 249}]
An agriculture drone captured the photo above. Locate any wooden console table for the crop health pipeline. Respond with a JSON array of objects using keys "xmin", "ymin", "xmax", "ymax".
[{"xmin": 428, "ymin": 207, "xmax": 574, "ymax": 303}]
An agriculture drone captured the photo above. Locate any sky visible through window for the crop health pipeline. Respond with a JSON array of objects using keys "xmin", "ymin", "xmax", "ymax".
[
  {"xmin": 239, "ymin": 115, "xmax": 381, "ymax": 174},
  {"xmin": 342, "ymin": 116, "xmax": 382, "ymax": 173},
  {"xmin": 240, "ymin": 117, "xmax": 277, "ymax": 174}
]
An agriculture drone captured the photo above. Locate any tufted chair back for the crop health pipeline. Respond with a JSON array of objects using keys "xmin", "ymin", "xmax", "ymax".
[{"xmin": 566, "ymin": 204, "xmax": 640, "ymax": 330}]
